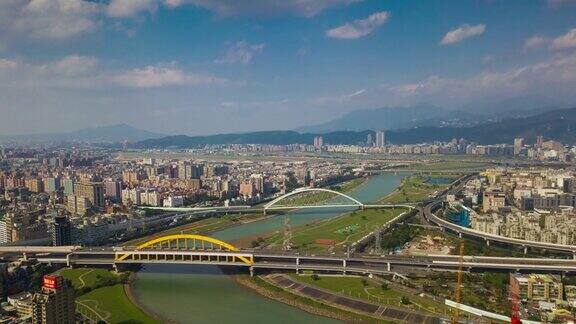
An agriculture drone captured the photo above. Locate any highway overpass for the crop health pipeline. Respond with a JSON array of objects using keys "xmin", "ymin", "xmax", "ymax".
[
  {"xmin": 3, "ymin": 245, "xmax": 576, "ymax": 275},
  {"xmin": 422, "ymin": 173, "xmax": 576, "ymax": 256}
]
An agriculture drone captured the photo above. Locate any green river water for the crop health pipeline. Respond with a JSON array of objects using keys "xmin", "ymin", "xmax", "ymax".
[{"xmin": 131, "ymin": 173, "xmax": 404, "ymax": 323}]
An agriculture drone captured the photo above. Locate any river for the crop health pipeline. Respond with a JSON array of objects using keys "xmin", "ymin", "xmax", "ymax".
[{"xmin": 131, "ymin": 173, "xmax": 404, "ymax": 323}]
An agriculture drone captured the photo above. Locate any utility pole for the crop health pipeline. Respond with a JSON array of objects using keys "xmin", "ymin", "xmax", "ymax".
[
  {"xmin": 374, "ymin": 227, "xmax": 382, "ymax": 255},
  {"xmin": 282, "ymin": 216, "xmax": 293, "ymax": 251}
]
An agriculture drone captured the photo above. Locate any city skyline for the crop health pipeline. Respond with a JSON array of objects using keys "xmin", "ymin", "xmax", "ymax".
[{"xmin": 1, "ymin": 0, "xmax": 576, "ymax": 135}]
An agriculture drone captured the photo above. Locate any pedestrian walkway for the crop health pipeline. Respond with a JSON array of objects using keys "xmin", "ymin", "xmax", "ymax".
[{"xmin": 264, "ymin": 274, "xmax": 447, "ymax": 324}]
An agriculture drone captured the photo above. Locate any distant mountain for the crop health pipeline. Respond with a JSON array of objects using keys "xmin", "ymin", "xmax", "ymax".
[
  {"xmin": 296, "ymin": 104, "xmax": 448, "ymax": 133},
  {"xmin": 0, "ymin": 124, "xmax": 164, "ymax": 144},
  {"xmin": 133, "ymin": 107, "xmax": 576, "ymax": 148},
  {"xmin": 387, "ymin": 107, "xmax": 576, "ymax": 144},
  {"xmin": 457, "ymin": 95, "xmax": 560, "ymax": 118},
  {"xmin": 133, "ymin": 130, "xmax": 373, "ymax": 148},
  {"xmin": 297, "ymin": 96, "xmax": 562, "ymax": 134}
]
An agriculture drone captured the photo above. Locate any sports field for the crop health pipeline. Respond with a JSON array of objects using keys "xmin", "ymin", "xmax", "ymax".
[{"xmin": 268, "ymin": 208, "xmax": 407, "ymax": 252}]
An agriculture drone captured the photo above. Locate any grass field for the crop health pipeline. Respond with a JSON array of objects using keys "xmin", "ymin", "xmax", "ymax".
[
  {"xmin": 408, "ymin": 161, "xmax": 488, "ymax": 171},
  {"xmin": 267, "ymin": 208, "xmax": 407, "ymax": 252},
  {"xmin": 57, "ymin": 268, "xmax": 156, "ymax": 324},
  {"xmin": 59, "ymin": 268, "xmax": 120, "ymax": 290},
  {"xmin": 291, "ymin": 275, "xmax": 450, "ymax": 316},
  {"xmin": 382, "ymin": 175, "xmax": 458, "ymax": 203},
  {"xmin": 77, "ymin": 284, "xmax": 157, "ymax": 324}
]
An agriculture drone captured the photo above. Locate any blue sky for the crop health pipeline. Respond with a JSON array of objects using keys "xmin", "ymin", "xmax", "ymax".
[{"xmin": 1, "ymin": 0, "xmax": 576, "ymax": 135}]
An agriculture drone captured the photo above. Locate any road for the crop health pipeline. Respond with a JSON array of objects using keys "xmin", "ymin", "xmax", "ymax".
[
  {"xmin": 421, "ymin": 173, "xmax": 576, "ymax": 256},
  {"xmin": 5, "ymin": 247, "xmax": 576, "ymax": 274}
]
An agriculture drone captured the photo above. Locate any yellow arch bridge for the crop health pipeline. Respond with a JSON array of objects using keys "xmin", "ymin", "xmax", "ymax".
[{"xmin": 115, "ymin": 234, "xmax": 254, "ymax": 265}]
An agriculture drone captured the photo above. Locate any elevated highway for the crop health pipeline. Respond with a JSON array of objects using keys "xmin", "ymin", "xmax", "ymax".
[
  {"xmin": 423, "ymin": 202, "xmax": 576, "ymax": 255},
  {"xmin": 421, "ymin": 173, "xmax": 576, "ymax": 256},
  {"xmin": 2, "ymin": 236, "xmax": 576, "ymax": 274}
]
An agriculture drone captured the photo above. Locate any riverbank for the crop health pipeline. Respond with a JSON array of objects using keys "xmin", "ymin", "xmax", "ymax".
[
  {"xmin": 234, "ymin": 275, "xmax": 377, "ymax": 323},
  {"xmin": 125, "ymin": 173, "xmax": 405, "ymax": 323},
  {"xmin": 380, "ymin": 173, "xmax": 459, "ymax": 204}
]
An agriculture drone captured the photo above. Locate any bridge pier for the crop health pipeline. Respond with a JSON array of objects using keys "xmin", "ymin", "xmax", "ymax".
[
  {"xmin": 486, "ymin": 239, "xmax": 490, "ymax": 247},
  {"xmin": 343, "ymin": 259, "xmax": 347, "ymax": 275},
  {"xmin": 296, "ymin": 257, "xmax": 300, "ymax": 274},
  {"xmin": 387, "ymin": 262, "xmax": 391, "ymax": 272},
  {"xmin": 458, "ymin": 232, "xmax": 462, "ymax": 239},
  {"xmin": 22, "ymin": 253, "xmax": 27, "ymax": 261},
  {"xmin": 249, "ymin": 267, "xmax": 254, "ymax": 277},
  {"xmin": 523, "ymin": 246, "xmax": 528, "ymax": 255}
]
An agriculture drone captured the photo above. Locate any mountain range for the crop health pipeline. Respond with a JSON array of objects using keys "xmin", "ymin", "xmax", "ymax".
[
  {"xmin": 297, "ymin": 96, "xmax": 560, "ymax": 133},
  {"xmin": 0, "ymin": 124, "xmax": 164, "ymax": 144},
  {"xmin": 134, "ymin": 107, "xmax": 576, "ymax": 148}
]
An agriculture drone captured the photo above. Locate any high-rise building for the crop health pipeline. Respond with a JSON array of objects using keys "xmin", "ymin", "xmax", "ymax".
[
  {"xmin": 122, "ymin": 188, "xmax": 142, "ymax": 205},
  {"xmin": 313, "ymin": 136, "xmax": 323, "ymax": 149},
  {"xmin": 366, "ymin": 133, "xmax": 373, "ymax": 147},
  {"xmin": 52, "ymin": 216, "xmax": 71, "ymax": 246},
  {"xmin": 239, "ymin": 181, "xmax": 256, "ymax": 197},
  {"xmin": 74, "ymin": 181, "xmax": 104, "ymax": 208},
  {"xmin": 250, "ymin": 174, "xmax": 265, "ymax": 194},
  {"xmin": 43, "ymin": 177, "xmax": 60, "ymax": 193},
  {"xmin": 62, "ymin": 178, "xmax": 75, "ymax": 196},
  {"xmin": 25, "ymin": 178, "xmax": 44, "ymax": 193},
  {"xmin": 104, "ymin": 180, "xmax": 122, "ymax": 200},
  {"xmin": 536, "ymin": 135, "xmax": 544, "ymax": 148},
  {"xmin": 66, "ymin": 195, "xmax": 90, "ymax": 215},
  {"xmin": 514, "ymin": 137, "xmax": 525, "ymax": 155},
  {"xmin": 122, "ymin": 170, "xmax": 146, "ymax": 184},
  {"xmin": 31, "ymin": 275, "xmax": 75, "ymax": 324},
  {"xmin": 375, "ymin": 130, "xmax": 386, "ymax": 148},
  {"xmin": 140, "ymin": 188, "xmax": 160, "ymax": 206}
]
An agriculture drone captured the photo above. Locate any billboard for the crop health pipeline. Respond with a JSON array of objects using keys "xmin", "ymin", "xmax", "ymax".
[{"xmin": 42, "ymin": 275, "xmax": 61, "ymax": 290}]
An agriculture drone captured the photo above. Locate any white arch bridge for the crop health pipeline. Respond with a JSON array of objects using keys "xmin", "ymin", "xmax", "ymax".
[
  {"xmin": 140, "ymin": 187, "xmax": 415, "ymax": 214},
  {"xmin": 262, "ymin": 187, "xmax": 366, "ymax": 214}
]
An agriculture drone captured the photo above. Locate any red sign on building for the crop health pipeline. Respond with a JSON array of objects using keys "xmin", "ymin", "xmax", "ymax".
[{"xmin": 42, "ymin": 275, "xmax": 61, "ymax": 290}]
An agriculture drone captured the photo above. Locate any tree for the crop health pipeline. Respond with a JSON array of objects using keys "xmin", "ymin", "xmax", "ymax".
[
  {"xmin": 311, "ymin": 274, "xmax": 320, "ymax": 281},
  {"xmin": 381, "ymin": 283, "xmax": 389, "ymax": 290},
  {"xmin": 401, "ymin": 296, "xmax": 410, "ymax": 305}
]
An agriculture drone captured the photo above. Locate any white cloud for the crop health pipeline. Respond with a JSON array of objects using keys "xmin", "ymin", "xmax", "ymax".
[
  {"xmin": 220, "ymin": 101, "xmax": 238, "ymax": 108},
  {"xmin": 113, "ymin": 64, "xmax": 228, "ymax": 88},
  {"xmin": 0, "ymin": 58, "xmax": 19, "ymax": 72},
  {"xmin": 0, "ymin": 0, "xmax": 102, "ymax": 41},
  {"xmin": 215, "ymin": 41, "xmax": 265, "ymax": 65},
  {"xmin": 166, "ymin": 0, "xmax": 361, "ymax": 17},
  {"xmin": 326, "ymin": 11, "xmax": 389, "ymax": 39},
  {"xmin": 440, "ymin": 24, "xmax": 485, "ymax": 45},
  {"xmin": 311, "ymin": 89, "xmax": 367, "ymax": 105},
  {"xmin": 385, "ymin": 52, "xmax": 576, "ymax": 105},
  {"xmin": 523, "ymin": 35, "xmax": 549, "ymax": 51},
  {"xmin": 0, "ymin": 56, "xmax": 230, "ymax": 90},
  {"xmin": 44, "ymin": 55, "xmax": 99, "ymax": 76},
  {"xmin": 107, "ymin": 0, "xmax": 157, "ymax": 18},
  {"xmin": 551, "ymin": 28, "xmax": 576, "ymax": 50}
]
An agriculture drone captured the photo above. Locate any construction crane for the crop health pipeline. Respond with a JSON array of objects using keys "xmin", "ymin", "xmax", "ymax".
[
  {"xmin": 452, "ymin": 240, "xmax": 465, "ymax": 324},
  {"xmin": 510, "ymin": 280, "xmax": 522, "ymax": 324}
]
